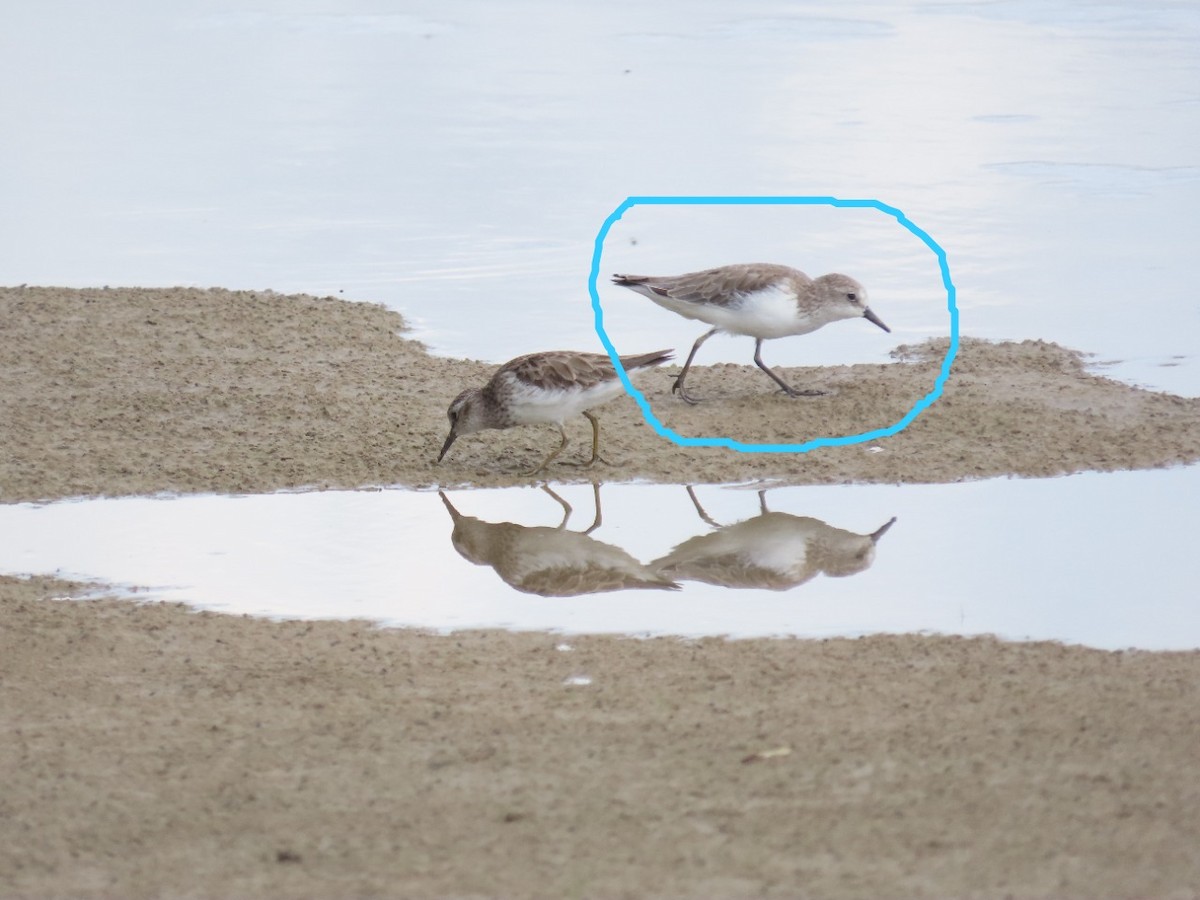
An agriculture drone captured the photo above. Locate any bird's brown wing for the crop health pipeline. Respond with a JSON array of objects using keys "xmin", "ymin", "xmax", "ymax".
[
  {"xmin": 501, "ymin": 351, "xmax": 618, "ymax": 392},
  {"xmin": 615, "ymin": 263, "xmax": 804, "ymax": 307},
  {"xmin": 501, "ymin": 350, "xmax": 672, "ymax": 392}
]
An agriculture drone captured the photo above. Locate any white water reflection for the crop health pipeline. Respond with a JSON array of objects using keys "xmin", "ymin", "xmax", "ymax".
[
  {"xmin": 2, "ymin": 2, "xmax": 1197, "ymax": 393},
  {"xmin": 1, "ymin": 468, "xmax": 1197, "ymax": 650},
  {"xmin": 652, "ymin": 487, "xmax": 895, "ymax": 590},
  {"xmin": 442, "ymin": 486, "xmax": 681, "ymax": 595}
]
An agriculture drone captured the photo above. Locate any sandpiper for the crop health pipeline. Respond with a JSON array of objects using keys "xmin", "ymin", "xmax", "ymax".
[
  {"xmin": 612, "ymin": 263, "xmax": 890, "ymax": 403},
  {"xmin": 437, "ymin": 348, "xmax": 673, "ymax": 475},
  {"xmin": 439, "ymin": 488, "xmax": 680, "ymax": 595},
  {"xmin": 651, "ymin": 488, "xmax": 897, "ymax": 590}
]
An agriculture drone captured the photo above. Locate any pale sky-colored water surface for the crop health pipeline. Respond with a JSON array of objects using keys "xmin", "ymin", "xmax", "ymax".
[
  {"xmin": 1, "ymin": 468, "xmax": 1197, "ymax": 650},
  {"xmin": 2, "ymin": 1, "xmax": 1197, "ymax": 391},
  {"xmin": 2, "ymin": 4, "xmax": 1197, "ymax": 650}
]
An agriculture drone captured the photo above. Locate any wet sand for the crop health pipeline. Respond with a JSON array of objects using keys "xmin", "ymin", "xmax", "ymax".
[
  {"xmin": 3, "ymin": 286, "xmax": 1200, "ymax": 898},
  {"xmin": 3, "ymin": 286, "xmax": 1199, "ymax": 502}
]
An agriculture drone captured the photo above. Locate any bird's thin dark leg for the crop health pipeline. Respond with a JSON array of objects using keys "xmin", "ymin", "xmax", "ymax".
[
  {"xmin": 672, "ymin": 327, "xmax": 718, "ymax": 404},
  {"xmin": 685, "ymin": 485, "xmax": 722, "ymax": 528},
  {"xmin": 540, "ymin": 484, "xmax": 573, "ymax": 528},
  {"xmin": 582, "ymin": 481, "xmax": 603, "ymax": 535},
  {"xmin": 524, "ymin": 425, "xmax": 570, "ymax": 476},
  {"xmin": 565, "ymin": 411, "xmax": 620, "ymax": 468},
  {"xmin": 753, "ymin": 339, "xmax": 825, "ymax": 397}
]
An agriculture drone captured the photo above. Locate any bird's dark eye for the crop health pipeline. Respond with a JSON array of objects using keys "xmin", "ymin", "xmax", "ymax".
[{"xmin": 847, "ymin": 292, "xmax": 857, "ymax": 302}]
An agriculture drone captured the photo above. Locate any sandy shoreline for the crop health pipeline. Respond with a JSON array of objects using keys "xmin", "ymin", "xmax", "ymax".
[
  {"xmin": 5, "ymin": 575, "xmax": 1200, "ymax": 899},
  {"xmin": 3, "ymin": 286, "xmax": 1198, "ymax": 503},
  {"xmin": 3, "ymin": 286, "xmax": 1200, "ymax": 898}
]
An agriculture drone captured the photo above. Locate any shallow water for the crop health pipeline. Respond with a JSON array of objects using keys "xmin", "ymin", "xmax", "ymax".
[
  {"xmin": 3, "ymin": 4, "xmax": 1196, "ymax": 652},
  {"xmin": 2, "ymin": 467, "xmax": 1197, "ymax": 650},
  {"xmin": 2, "ymin": 1, "xmax": 1198, "ymax": 393}
]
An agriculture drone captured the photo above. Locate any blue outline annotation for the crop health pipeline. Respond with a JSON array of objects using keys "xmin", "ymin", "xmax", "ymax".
[{"xmin": 587, "ymin": 195, "xmax": 959, "ymax": 453}]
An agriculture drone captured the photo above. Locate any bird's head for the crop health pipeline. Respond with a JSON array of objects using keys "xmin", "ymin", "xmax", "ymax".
[
  {"xmin": 814, "ymin": 273, "xmax": 890, "ymax": 333},
  {"xmin": 438, "ymin": 388, "xmax": 485, "ymax": 462}
]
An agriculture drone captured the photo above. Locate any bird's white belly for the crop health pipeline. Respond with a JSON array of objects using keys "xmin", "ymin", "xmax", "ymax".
[
  {"xmin": 506, "ymin": 379, "xmax": 627, "ymax": 426},
  {"xmin": 656, "ymin": 284, "xmax": 813, "ymax": 338}
]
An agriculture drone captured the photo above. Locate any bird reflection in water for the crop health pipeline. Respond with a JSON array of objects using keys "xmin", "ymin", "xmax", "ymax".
[
  {"xmin": 652, "ymin": 487, "xmax": 896, "ymax": 590},
  {"xmin": 439, "ymin": 484, "xmax": 680, "ymax": 597}
]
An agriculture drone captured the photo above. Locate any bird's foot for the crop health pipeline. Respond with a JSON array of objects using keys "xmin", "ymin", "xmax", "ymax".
[
  {"xmin": 563, "ymin": 454, "xmax": 622, "ymax": 469},
  {"xmin": 519, "ymin": 456, "xmax": 558, "ymax": 477},
  {"xmin": 671, "ymin": 377, "xmax": 702, "ymax": 405}
]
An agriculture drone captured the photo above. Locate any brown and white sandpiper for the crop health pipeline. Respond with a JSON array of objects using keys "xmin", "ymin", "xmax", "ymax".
[
  {"xmin": 437, "ymin": 348, "xmax": 672, "ymax": 475},
  {"xmin": 612, "ymin": 263, "xmax": 890, "ymax": 403}
]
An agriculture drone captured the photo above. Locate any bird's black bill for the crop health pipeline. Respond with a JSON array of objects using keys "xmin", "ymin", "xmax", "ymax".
[
  {"xmin": 437, "ymin": 431, "xmax": 458, "ymax": 462},
  {"xmin": 863, "ymin": 307, "xmax": 891, "ymax": 333},
  {"xmin": 870, "ymin": 516, "xmax": 898, "ymax": 543}
]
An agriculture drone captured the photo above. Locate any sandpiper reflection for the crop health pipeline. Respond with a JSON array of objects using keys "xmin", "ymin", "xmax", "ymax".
[
  {"xmin": 652, "ymin": 487, "xmax": 896, "ymax": 590},
  {"xmin": 439, "ymin": 485, "xmax": 680, "ymax": 597}
]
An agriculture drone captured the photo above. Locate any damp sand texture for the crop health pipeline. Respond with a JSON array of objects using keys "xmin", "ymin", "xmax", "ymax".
[
  {"xmin": 2, "ymin": 286, "xmax": 1200, "ymax": 898},
  {"xmin": 2, "ymin": 285, "xmax": 1199, "ymax": 502}
]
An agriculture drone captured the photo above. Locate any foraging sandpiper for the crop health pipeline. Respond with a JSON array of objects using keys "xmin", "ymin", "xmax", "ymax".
[
  {"xmin": 613, "ymin": 263, "xmax": 889, "ymax": 403},
  {"xmin": 437, "ymin": 348, "xmax": 672, "ymax": 475}
]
